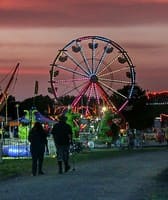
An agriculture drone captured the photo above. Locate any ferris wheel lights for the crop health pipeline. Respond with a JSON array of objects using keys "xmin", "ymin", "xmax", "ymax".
[
  {"xmin": 104, "ymin": 46, "xmax": 113, "ymax": 53},
  {"xmin": 118, "ymin": 56, "xmax": 127, "ymax": 64},
  {"xmin": 80, "ymin": 114, "xmax": 83, "ymax": 118},
  {"xmin": 102, "ymin": 106, "xmax": 107, "ymax": 112},
  {"xmin": 67, "ymin": 105, "xmax": 71, "ymax": 110},
  {"xmin": 59, "ymin": 56, "xmax": 68, "ymax": 62},
  {"xmin": 72, "ymin": 46, "xmax": 81, "ymax": 53},
  {"xmin": 95, "ymin": 117, "xmax": 100, "ymax": 121},
  {"xmin": 88, "ymin": 43, "xmax": 98, "ymax": 49}
]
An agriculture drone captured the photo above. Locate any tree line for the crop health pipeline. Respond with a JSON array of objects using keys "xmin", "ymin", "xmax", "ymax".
[{"xmin": 1, "ymin": 85, "xmax": 168, "ymax": 130}]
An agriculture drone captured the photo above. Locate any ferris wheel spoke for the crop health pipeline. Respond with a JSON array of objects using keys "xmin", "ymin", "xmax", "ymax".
[
  {"xmin": 87, "ymin": 83, "xmax": 94, "ymax": 104},
  {"xmin": 99, "ymin": 80, "xmax": 128, "ymax": 99},
  {"xmin": 77, "ymin": 42, "xmax": 92, "ymax": 74},
  {"xmin": 92, "ymin": 39, "xmax": 98, "ymax": 73},
  {"xmin": 71, "ymin": 82, "xmax": 91, "ymax": 107},
  {"xmin": 93, "ymin": 83, "xmax": 100, "ymax": 104},
  {"xmin": 52, "ymin": 64, "xmax": 88, "ymax": 78},
  {"xmin": 98, "ymin": 66, "xmax": 130, "ymax": 78},
  {"xmin": 84, "ymin": 83, "xmax": 95, "ymax": 108},
  {"xmin": 54, "ymin": 77, "xmax": 88, "ymax": 84},
  {"xmin": 57, "ymin": 80, "xmax": 88, "ymax": 97},
  {"xmin": 89, "ymin": 38, "xmax": 97, "ymax": 73},
  {"xmin": 97, "ymin": 54, "xmax": 120, "ymax": 76},
  {"xmin": 94, "ymin": 43, "xmax": 112, "ymax": 74},
  {"xmin": 63, "ymin": 51, "xmax": 90, "ymax": 76},
  {"xmin": 99, "ymin": 77, "xmax": 131, "ymax": 85},
  {"xmin": 85, "ymin": 83, "xmax": 101, "ymax": 106},
  {"xmin": 118, "ymin": 99, "xmax": 129, "ymax": 112},
  {"xmin": 96, "ymin": 83, "xmax": 116, "ymax": 109}
]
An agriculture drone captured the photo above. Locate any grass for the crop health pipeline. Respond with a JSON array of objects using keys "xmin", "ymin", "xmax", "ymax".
[
  {"xmin": 0, "ymin": 147, "xmax": 166, "ymax": 181},
  {"xmin": 0, "ymin": 149, "xmax": 122, "ymax": 180},
  {"xmin": 0, "ymin": 158, "xmax": 32, "ymax": 180}
]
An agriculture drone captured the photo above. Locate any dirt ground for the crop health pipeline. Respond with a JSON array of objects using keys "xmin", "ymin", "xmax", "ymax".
[{"xmin": 0, "ymin": 149, "xmax": 168, "ymax": 200}]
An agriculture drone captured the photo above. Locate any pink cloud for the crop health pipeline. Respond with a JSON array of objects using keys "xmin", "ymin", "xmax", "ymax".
[
  {"xmin": 0, "ymin": 0, "xmax": 168, "ymax": 100},
  {"xmin": 0, "ymin": 1, "xmax": 168, "ymax": 27},
  {"xmin": 123, "ymin": 42, "xmax": 167, "ymax": 50},
  {"xmin": 0, "ymin": 42, "xmax": 59, "ymax": 48}
]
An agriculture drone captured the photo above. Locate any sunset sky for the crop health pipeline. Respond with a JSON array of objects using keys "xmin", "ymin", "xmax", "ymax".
[{"xmin": 0, "ymin": 0, "xmax": 168, "ymax": 101}]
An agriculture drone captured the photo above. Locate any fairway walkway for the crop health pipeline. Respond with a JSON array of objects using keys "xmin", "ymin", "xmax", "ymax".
[{"xmin": 0, "ymin": 149, "xmax": 168, "ymax": 200}]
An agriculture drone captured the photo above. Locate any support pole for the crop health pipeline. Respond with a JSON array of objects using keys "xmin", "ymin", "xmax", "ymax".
[{"xmin": 0, "ymin": 122, "xmax": 4, "ymax": 163}]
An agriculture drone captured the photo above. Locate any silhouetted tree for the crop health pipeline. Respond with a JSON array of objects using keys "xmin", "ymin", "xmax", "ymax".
[
  {"xmin": 120, "ymin": 85, "xmax": 153, "ymax": 129},
  {"xmin": 19, "ymin": 95, "xmax": 55, "ymax": 116},
  {"xmin": 1, "ymin": 95, "xmax": 17, "ymax": 119}
]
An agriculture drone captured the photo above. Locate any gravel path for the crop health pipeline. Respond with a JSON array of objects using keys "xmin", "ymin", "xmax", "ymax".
[{"xmin": 0, "ymin": 149, "xmax": 168, "ymax": 200}]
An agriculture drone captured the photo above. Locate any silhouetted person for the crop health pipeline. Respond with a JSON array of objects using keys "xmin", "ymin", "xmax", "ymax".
[
  {"xmin": 128, "ymin": 130, "xmax": 135, "ymax": 150},
  {"xmin": 28, "ymin": 122, "xmax": 47, "ymax": 176},
  {"xmin": 51, "ymin": 115, "xmax": 73, "ymax": 174},
  {"xmin": 110, "ymin": 121, "xmax": 120, "ymax": 145}
]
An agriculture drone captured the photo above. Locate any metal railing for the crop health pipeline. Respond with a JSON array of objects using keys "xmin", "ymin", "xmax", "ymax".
[{"xmin": 1, "ymin": 137, "xmax": 56, "ymax": 159}]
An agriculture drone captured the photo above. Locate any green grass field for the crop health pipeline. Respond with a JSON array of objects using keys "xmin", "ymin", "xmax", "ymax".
[
  {"xmin": 0, "ymin": 148, "xmax": 127, "ymax": 180},
  {"xmin": 0, "ymin": 148, "xmax": 165, "ymax": 180}
]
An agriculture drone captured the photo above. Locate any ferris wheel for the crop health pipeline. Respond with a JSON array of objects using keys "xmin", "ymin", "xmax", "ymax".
[{"xmin": 49, "ymin": 36, "xmax": 136, "ymax": 114}]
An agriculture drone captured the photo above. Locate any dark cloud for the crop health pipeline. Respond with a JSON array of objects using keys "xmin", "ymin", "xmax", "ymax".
[{"xmin": 0, "ymin": 2, "xmax": 168, "ymax": 27}]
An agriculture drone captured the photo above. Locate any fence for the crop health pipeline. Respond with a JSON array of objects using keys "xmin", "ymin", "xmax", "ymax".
[{"xmin": 1, "ymin": 137, "xmax": 56, "ymax": 158}]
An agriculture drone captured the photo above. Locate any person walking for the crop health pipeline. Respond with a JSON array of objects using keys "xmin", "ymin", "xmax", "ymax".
[
  {"xmin": 28, "ymin": 122, "xmax": 47, "ymax": 176},
  {"xmin": 51, "ymin": 115, "xmax": 73, "ymax": 174},
  {"xmin": 128, "ymin": 130, "xmax": 135, "ymax": 150}
]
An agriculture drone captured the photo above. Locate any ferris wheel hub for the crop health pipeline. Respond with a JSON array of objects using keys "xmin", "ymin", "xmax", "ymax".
[{"xmin": 90, "ymin": 74, "xmax": 98, "ymax": 83}]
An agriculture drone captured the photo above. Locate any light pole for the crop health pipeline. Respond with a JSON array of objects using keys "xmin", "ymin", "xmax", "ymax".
[
  {"xmin": 0, "ymin": 91, "xmax": 8, "ymax": 126},
  {"xmin": 0, "ymin": 121, "xmax": 4, "ymax": 163},
  {"xmin": 4, "ymin": 94, "xmax": 8, "ymax": 126},
  {"xmin": 16, "ymin": 104, "xmax": 19, "ymax": 138},
  {"xmin": 16, "ymin": 104, "xmax": 20, "ymax": 126}
]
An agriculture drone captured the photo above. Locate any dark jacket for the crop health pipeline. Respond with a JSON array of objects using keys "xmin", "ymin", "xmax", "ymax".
[
  {"xmin": 51, "ymin": 121, "xmax": 72, "ymax": 146},
  {"xmin": 28, "ymin": 123, "xmax": 47, "ymax": 153}
]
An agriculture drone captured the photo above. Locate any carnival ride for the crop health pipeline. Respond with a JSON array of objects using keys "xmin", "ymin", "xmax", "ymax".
[
  {"xmin": 146, "ymin": 91, "xmax": 168, "ymax": 127},
  {"xmin": 146, "ymin": 91, "xmax": 168, "ymax": 105},
  {"xmin": 0, "ymin": 63, "xmax": 20, "ymax": 158},
  {"xmin": 0, "ymin": 63, "xmax": 20, "ymax": 113},
  {"xmin": 49, "ymin": 36, "xmax": 136, "ymax": 116}
]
